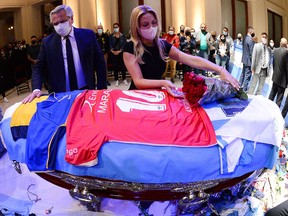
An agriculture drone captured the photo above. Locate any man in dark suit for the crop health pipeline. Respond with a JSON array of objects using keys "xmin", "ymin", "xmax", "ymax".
[
  {"xmin": 269, "ymin": 38, "xmax": 288, "ymax": 107},
  {"xmin": 239, "ymin": 26, "xmax": 255, "ymax": 92},
  {"xmin": 23, "ymin": 4, "xmax": 107, "ymax": 103}
]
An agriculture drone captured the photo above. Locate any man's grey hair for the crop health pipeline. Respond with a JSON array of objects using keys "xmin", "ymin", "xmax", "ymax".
[{"xmin": 49, "ymin": 5, "xmax": 73, "ymax": 23}]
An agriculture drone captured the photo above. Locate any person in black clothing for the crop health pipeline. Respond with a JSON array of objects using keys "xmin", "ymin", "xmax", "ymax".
[
  {"xmin": 27, "ymin": 36, "xmax": 40, "ymax": 68},
  {"xmin": 0, "ymin": 106, "xmax": 7, "ymax": 158},
  {"xmin": 96, "ymin": 24, "xmax": 111, "ymax": 86},
  {"xmin": 123, "ymin": 5, "xmax": 240, "ymax": 97},
  {"xmin": 179, "ymin": 27, "xmax": 197, "ymax": 76},
  {"xmin": 27, "ymin": 36, "xmax": 41, "ymax": 80},
  {"xmin": 265, "ymin": 200, "xmax": 288, "ymax": 216},
  {"xmin": 0, "ymin": 47, "xmax": 9, "ymax": 103},
  {"xmin": 0, "ymin": 72, "xmax": 8, "ymax": 103},
  {"xmin": 109, "ymin": 23, "xmax": 127, "ymax": 87}
]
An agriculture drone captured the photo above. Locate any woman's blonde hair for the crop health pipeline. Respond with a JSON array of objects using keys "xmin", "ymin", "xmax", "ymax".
[{"xmin": 130, "ymin": 5, "xmax": 169, "ymax": 64}]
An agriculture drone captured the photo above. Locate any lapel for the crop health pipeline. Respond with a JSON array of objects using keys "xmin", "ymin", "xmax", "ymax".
[
  {"xmin": 53, "ymin": 33, "xmax": 65, "ymax": 70},
  {"xmin": 73, "ymin": 27, "xmax": 85, "ymax": 67}
]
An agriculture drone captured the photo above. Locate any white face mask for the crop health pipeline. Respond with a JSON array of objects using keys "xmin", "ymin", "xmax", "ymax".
[
  {"xmin": 97, "ymin": 29, "xmax": 103, "ymax": 35},
  {"xmin": 114, "ymin": 27, "xmax": 119, "ymax": 33},
  {"xmin": 223, "ymin": 31, "xmax": 228, "ymax": 36},
  {"xmin": 139, "ymin": 26, "xmax": 158, "ymax": 40},
  {"xmin": 270, "ymin": 43, "xmax": 274, "ymax": 47},
  {"xmin": 168, "ymin": 30, "xmax": 174, "ymax": 35},
  {"xmin": 54, "ymin": 20, "xmax": 72, "ymax": 37},
  {"xmin": 261, "ymin": 38, "xmax": 267, "ymax": 45}
]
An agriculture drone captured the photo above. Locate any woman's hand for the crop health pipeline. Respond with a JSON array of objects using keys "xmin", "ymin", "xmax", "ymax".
[
  {"xmin": 162, "ymin": 80, "xmax": 184, "ymax": 98},
  {"xmin": 219, "ymin": 68, "xmax": 240, "ymax": 90}
]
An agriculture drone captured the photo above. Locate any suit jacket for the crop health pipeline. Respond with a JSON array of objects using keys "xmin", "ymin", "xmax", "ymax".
[
  {"xmin": 272, "ymin": 47, "xmax": 288, "ymax": 88},
  {"xmin": 32, "ymin": 27, "xmax": 107, "ymax": 92},
  {"xmin": 251, "ymin": 43, "xmax": 272, "ymax": 76},
  {"xmin": 241, "ymin": 34, "xmax": 255, "ymax": 66}
]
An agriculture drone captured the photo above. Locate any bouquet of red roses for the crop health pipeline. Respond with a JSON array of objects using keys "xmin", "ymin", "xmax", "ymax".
[{"xmin": 182, "ymin": 72, "xmax": 247, "ymax": 106}]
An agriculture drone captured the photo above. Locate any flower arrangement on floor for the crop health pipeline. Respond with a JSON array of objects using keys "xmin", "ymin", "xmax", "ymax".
[{"xmin": 182, "ymin": 72, "xmax": 247, "ymax": 106}]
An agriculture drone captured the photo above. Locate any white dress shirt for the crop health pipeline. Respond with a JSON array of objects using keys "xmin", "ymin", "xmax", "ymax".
[{"xmin": 61, "ymin": 27, "xmax": 86, "ymax": 91}]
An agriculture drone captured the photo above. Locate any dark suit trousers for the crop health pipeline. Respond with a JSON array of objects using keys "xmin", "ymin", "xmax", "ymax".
[
  {"xmin": 282, "ymin": 97, "xmax": 288, "ymax": 118},
  {"xmin": 268, "ymin": 82, "xmax": 285, "ymax": 107},
  {"xmin": 239, "ymin": 64, "xmax": 252, "ymax": 92},
  {"xmin": 265, "ymin": 199, "xmax": 288, "ymax": 216},
  {"xmin": 111, "ymin": 52, "xmax": 126, "ymax": 81}
]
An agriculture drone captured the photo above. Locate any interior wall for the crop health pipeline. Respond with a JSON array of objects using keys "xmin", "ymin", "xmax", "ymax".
[
  {"xmin": 266, "ymin": 0, "xmax": 288, "ymax": 39},
  {"xmin": 63, "ymin": 0, "xmax": 79, "ymax": 27},
  {"xmin": 13, "ymin": 8, "xmax": 23, "ymax": 41},
  {"xmin": 171, "ymin": 0, "xmax": 186, "ymax": 33},
  {"xmin": 96, "ymin": 0, "xmax": 111, "ymax": 33},
  {"xmin": 0, "ymin": 0, "xmax": 288, "ymax": 45},
  {"xmin": 249, "ymin": 0, "xmax": 267, "ymax": 40},
  {"xmin": 164, "ymin": 0, "xmax": 172, "ymax": 32},
  {"xmin": 110, "ymin": 0, "xmax": 118, "ymax": 32},
  {"xmin": 144, "ymin": 0, "xmax": 162, "ymax": 31},
  {"xmin": 0, "ymin": 20, "xmax": 5, "ymax": 45},
  {"xmin": 79, "ymin": 0, "xmax": 96, "ymax": 31},
  {"xmin": 120, "ymin": 0, "xmax": 137, "ymax": 35},
  {"xmin": 220, "ymin": 0, "xmax": 232, "ymax": 35},
  {"xmin": 188, "ymin": 0, "xmax": 205, "ymax": 31},
  {"xmin": 24, "ymin": 4, "xmax": 42, "ymax": 40},
  {"xmin": 0, "ymin": 1, "xmax": 25, "ymax": 8}
]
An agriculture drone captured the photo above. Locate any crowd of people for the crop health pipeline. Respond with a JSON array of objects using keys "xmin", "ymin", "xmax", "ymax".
[
  {"xmin": 0, "ymin": 35, "xmax": 47, "ymax": 103},
  {"xmin": 1, "ymin": 5, "xmax": 281, "ymax": 103},
  {"xmin": 0, "ymin": 13, "xmax": 274, "ymax": 100}
]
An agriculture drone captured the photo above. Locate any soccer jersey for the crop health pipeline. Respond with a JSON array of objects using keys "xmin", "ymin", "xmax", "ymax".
[
  {"xmin": 10, "ymin": 96, "xmax": 48, "ymax": 141},
  {"xmin": 66, "ymin": 89, "xmax": 217, "ymax": 166},
  {"xmin": 26, "ymin": 91, "xmax": 82, "ymax": 171}
]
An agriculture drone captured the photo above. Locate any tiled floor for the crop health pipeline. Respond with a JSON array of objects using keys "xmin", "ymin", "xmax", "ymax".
[{"xmin": 0, "ymin": 77, "xmax": 287, "ymax": 215}]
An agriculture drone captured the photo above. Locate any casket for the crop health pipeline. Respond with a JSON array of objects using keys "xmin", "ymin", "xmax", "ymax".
[{"xmin": 0, "ymin": 89, "xmax": 283, "ymax": 213}]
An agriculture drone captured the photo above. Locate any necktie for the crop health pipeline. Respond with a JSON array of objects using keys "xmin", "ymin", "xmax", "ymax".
[
  {"xmin": 65, "ymin": 36, "xmax": 78, "ymax": 91},
  {"xmin": 262, "ymin": 45, "xmax": 266, "ymax": 68}
]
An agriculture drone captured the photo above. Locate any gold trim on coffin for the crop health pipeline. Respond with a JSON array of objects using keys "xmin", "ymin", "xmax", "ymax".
[{"xmin": 49, "ymin": 171, "xmax": 229, "ymax": 193}]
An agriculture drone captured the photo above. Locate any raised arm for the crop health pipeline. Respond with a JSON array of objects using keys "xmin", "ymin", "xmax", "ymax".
[{"xmin": 168, "ymin": 46, "xmax": 240, "ymax": 90}]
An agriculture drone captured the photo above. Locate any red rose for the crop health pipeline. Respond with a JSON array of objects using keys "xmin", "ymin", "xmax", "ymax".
[{"xmin": 183, "ymin": 72, "xmax": 207, "ymax": 106}]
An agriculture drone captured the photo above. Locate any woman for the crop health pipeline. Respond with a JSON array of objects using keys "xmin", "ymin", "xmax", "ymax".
[
  {"xmin": 208, "ymin": 31, "xmax": 217, "ymax": 64},
  {"xmin": 123, "ymin": 5, "xmax": 239, "ymax": 97},
  {"xmin": 215, "ymin": 33, "xmax": 230, "ymax": 68}
]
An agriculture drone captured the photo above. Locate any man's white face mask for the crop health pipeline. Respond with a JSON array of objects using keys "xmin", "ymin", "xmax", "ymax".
[
  {"xmin": 261, "ymin": 38, "xmax": 267, "ymax": 45},
  {"xmin": 54, "ymin": 20, "xmax": 72, "ymax": 37},
  {"xmin": 97, "ymin": 29, "xmax": 103, "ymax": 35}
]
